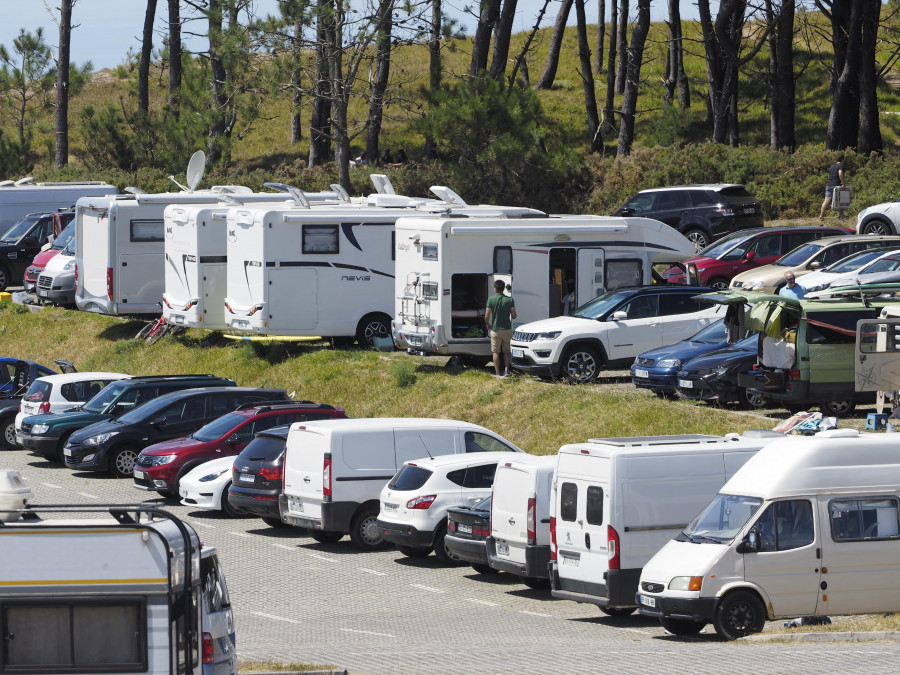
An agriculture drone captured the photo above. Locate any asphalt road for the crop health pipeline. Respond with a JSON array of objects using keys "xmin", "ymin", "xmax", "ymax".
[{"xmin": 3, "ymin": 447, "xmax": 899, "ymax": 674}]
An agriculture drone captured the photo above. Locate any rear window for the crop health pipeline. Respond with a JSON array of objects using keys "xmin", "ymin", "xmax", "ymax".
[
  {"xmin": 237, "ymin": 435, "xmax": 288, "ymax": 462},
  {"xmin": 23, "ymin": 380, "xmax": 52, "ymax": 402},
  {"xmin": 716, "ymin": 186, "xmax": 757, "ymax": 203},
  {"xmin": 388, "ymin": 464, "xmax": 433, "ymax": 491}
]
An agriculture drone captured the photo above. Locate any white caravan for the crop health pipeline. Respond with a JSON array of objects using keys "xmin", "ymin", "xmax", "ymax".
[
  {"xmin": 638, "ymin": 430, "xmax": 900, "ymax": 639},
  {"xmin": 392, "ymin": 216, "xmax": 695, "ymax": 360},
  {"xmin": 0, "ymin": 486, "xmax": 236, "ymax": 674},
  {"xmin": 549, "ymin": 432, "xmax": 780, "ymax": 616},
  {"xmin": 223, "ymin": 190, "xmax": 544, "ymax": 343},
  {"xmin": 0, "ymin": 178, "xmax": 116, "ymax": 231}
]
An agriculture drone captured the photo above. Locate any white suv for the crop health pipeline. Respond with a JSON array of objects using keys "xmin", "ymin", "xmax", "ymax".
[
  {"xmin": 510, "ymin": 286, "xmax": 721, "ymax": 383},
  {"xmin": 377, "ymin": 452, "xmax": 518, "ymax": 563},
  {"xmin": 857, "ymin": 199, "xmax": 900, "ymax": 235}
]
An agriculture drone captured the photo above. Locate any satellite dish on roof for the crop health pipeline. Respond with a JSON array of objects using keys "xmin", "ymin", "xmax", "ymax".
[{"xmin": 185, "ymin": 151, "xmax": 206, "ymax": 192}]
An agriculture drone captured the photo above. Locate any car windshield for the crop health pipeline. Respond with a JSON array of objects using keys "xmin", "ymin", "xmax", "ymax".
[
  {"xmin": 697, "ymin": 231, "xmax": 758, "ymax": 259},
  {"xmin": 688, "ymin": 319, "xmax": 726, "ymax": 344},
  {"xmin": 52, "ymin": 222, "xmax": 76, "ymax": 250},
  {"xmin": 861, "ymin": 253, "xmax": 900, "ymax": 274},
  {"xmin": 0, "ymin": 215, "xmax": 41, "ymax": 243},
  {"xmin": 83, "ymin": 381, "xmax": 131, "ymax": 413},
  {"xmin": 681, "ymin": 493, "xmax": 763, "ymax": 544},
  {"xmin": 824, "ymin": 248, "xmax": 891, "ymax": 273},
  {"xmin": 572, "ymin": 289, "xmax": 635, "ymax": 319},
  {"xmin": 115, "ymin": 395, "xmax": 179, "ymax": 424},
  {"xmin": 776, "ymin": 242, "xmax": 825, "ymax": 267},
  {"xmin": 191, "ymin": 412, "xmax": 245, "ymax": 442}
]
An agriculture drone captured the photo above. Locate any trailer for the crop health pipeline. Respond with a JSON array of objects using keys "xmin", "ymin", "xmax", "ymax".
[{"xmin": 392, "ymin": 215, "xmax": 696, "ymax": 359}]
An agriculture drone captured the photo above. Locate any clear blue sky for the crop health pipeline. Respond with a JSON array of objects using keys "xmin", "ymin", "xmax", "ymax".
[{"xmin": 0, "ymin": 0, "xmax": 699, "ymax": 72}]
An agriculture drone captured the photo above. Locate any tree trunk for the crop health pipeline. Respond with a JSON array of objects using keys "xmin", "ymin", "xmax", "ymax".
[
  {"xmin": 595, "ymin": 0, "xmax": 605, "ymax": 74},
  {"xmin": 601, "ymin": 0, "xmax": 618, "ymax": 136},
  {"xmin": 490, "ymin": 0, "xmax": 519, "ymax": 79},
  {"xmin": 326, "ymin": 8, "xmax": 350, "ymax": 190},
  {"xmin": 168, "ymin": 0, "xmax": 182, "ymax": 113},
  {"xmin": 138, "ymin": 0, "xmax": 157, "ymax": 114},
  {"xmin": 207, "ymin": 0, "xmax": 228, "ymax": 165},
  {"xmin": 471, "ymin": 0, "xmax": 501, "ymax": 76},
  {"xmin": 365, "ymin": 0, "xmax": 393, "ymax": 161},
  {"xmin": 533, "ymin": 0, "xmax": 574, "ymax": 90},
  {"xmin": 617, "ymin": 0, "xmax": 649, "ymax": 156},
  {"xmin": 826, "ymin": 0, "xmax": 862, "ymax": 149},
  {"xmin": 424, "ymin": 0, "xmax": 441, "ymax": 158},
  {"xmin": 55, "ymin": 0, "xmax": 73, "ymax": 168},
  {"xmin": 858, "ymin": 0, "xmax": 882, "ymax": 155},
  {"xmin": 614, "ymin": 0, "xmax": 628, "ymax": 94},
  {"xmin": 308, "ymin": 0, "xmax": 333, "ymax": 167},
  {"xmin": 290, "ymin": 12, "xmax": 303, "ymax": 144},
  {"xmin": 575, "ymin": 0, "xmax": 601, "ymax": 152},
  {"xmin": 663, "ymin": 0, "xmax": 688, "ymax": 108},
  {"xmin": 768, "ymin": 0, "xmax": 795, "ymax": 150}
]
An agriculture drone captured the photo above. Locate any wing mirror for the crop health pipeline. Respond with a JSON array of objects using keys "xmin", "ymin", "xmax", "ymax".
[
  {"xmin": 808, "ymin": 261, "xmax": 822, "ymax": 270},
  {"xmin": 151, "ymin": 415, "xmax": 168, "ymax": 426},
  {"xmin": 619, "ymin": 208, "xmax": 634, "ymax": 217},
  {"xmin": 737, "ymin": 527, "xmax": 760, "ymax": 554},
  {"xmin": 744, "ymin": 251, "xmax": 756, "ymax": 261},
  {"xmin": 225, "ymin": 433, "xmax": 240, "ymax": 446},
  {"xmin": 610, "ymin": 310, "xmax": 628, "ymax": 321}
]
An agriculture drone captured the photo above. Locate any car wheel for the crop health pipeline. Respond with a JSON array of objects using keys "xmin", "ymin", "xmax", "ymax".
[
  {"xmin": 262, "ymin": 516, "xmax": 290, "ymax": 528},
  {"xmin": 708, "ymin": 277, "xmax": 730, "ymax": 291},
  {"xmin": 861, "ymin": 218, "xmax": 894, "ymax": 236},
  {"xmin": 308, "ymin": 529, "xmax": 343, "ymax": 544},
  {"xmin": 518, "ymin": 575, "xmax": 551, "ymax": 590},
  {"xmin": 0, "ymin": 264, "xmax": 9, "ymax": 293},
  {"xmin": 599, "ymin": 606, "xmax": 636, "ymax": 617},
  {"xmin": 356, "ymin": 313, "xmax": 391, "ymax": 349},
  {"xmin": 221, "ymin": 483, "xmax": 248, "ymax": 517},
  {"xmin": 740, "ymin": 388, "xmax": 768, "ymax": 410},
  {"xmin": 110, "ymin": 445, "xmax": 140, "ymax": 478},
  {"xmin": 432, "ymin": 524, "xmax": 463, "ymax": 565},
  {"xmin": 818, "ymin": 399, "xmax": 856, "ymax": 417},
  {"xmin": 562, "ymin": 345, "xmax": 601, "ymax": 384},
  {"xmin": 684, "ymin": 229, "xmax": 711, "ymax": 253},
  {"xmin": 0, "ymin": 415, "xmax": 17, "ymax": 450},
  {"xmin": 399, "ymin": 545, "xmax": 433, "ymax": 558},
  {"xmin": 471, "ymin": 563, "xmax": 498, "ymax": 575},
  {"xmin": 661, "ymin": 617, "xmax": 706, "ymax": 635},
  {"xmin": 713, "ymin": 590, "xmax": 766, "ymax": 640},
  {"xmin": 349, "ymin": 506, "xmax": 388, "ymax": 550}
]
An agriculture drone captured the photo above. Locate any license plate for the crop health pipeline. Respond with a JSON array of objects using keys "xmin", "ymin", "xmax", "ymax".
[
  {"xmin": 457, "ymin": 523, "xmax": 472, "ymax": 534},
  {"xmin": 743, "ymin": 207, "xmax": 756, "ymax": 215},
  {"xmin": 678, "ymin": 379, "xmax": 693, "ymax": 389},
  {"xmin": 512, "ymin": 348, "xmax": 524, "ymax": 358},
  {"xmin": 64, "ymin": 448, "xmax": 72, "ymax": 457},
  {"xmin": 288, "ymin": 497, "xmax": 303, "ymax": 513},
  {"xmin": 233, "ymin": 319, "xmax": 250, "ymax": 328},
  {"xmin": 39, "ymin": 290, "xmax": 48, "ymax": 297},
  {"xmin": 406, "ymin": 335, "xmax": 423, "ymax": 346},
  {"xmin": 561, "ymin": 554, "xmax": 580, "ymax": 567},
  {"xmin": 173, "ymin": 314, "xmax": 185, "ymax": 324},
  {"xmin": 239, "ymin": 473, "xmax": 254, "ymax": 482},
  {"xmin": 134, "ymin": 470, "xmax": 146, "ymax": 479},
  {"xmin": 383, "ymin": 503, "xmax": 398, "ymax": 512},
  {"xmin": 497, "ymin": 542, "xmax": 509, "ymax": 556},
  {"xmin": 640, "ymin": 594, "xmax": 656, "ymax": 608},
  {"xmin": 635, "ymin": 368, "xmax": 649, "ymax": 379}
]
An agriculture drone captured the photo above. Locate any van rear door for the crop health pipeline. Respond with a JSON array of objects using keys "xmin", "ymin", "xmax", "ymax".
[
  {"xmin": 283, "ymin": 427, "xmax": 330, "ymax": 520},
  {"xmin": 490, "ymin": 462, "xmax": 534, "ymax": 567},
  {"xmin": 856, "ymin": 314, "xmax": 900, "ymax": 401}
]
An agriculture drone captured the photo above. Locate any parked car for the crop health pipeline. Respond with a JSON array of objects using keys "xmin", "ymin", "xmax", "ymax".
[
  {"xmin": 134, "ymin": 401, "xmax": 346, "ymax": 496},
  {"xmin": 178, "ymin": 455, "xmax": 245, "ymax": 516},
  {"xmin": 630, "ymin": 319, "xmax": 729, "ymax": 396},
  {"xmin": 23, "ymin": 215, "xmax": 75, "ymax": 293},
  {"xmin": 63, "ymin": 387, "xmax": 288, "ymax": 478},
  {"xmin": 445, "ymin": 495, "xmax": 495, "ymax": 575},
  {"xmin": 227, "ymin": 425, "xmax": 293, "ymax": 528},
  {"xmin": 18, "ymin": 374, "xmax": 235, "ymax": 462},
  {"xmin": 0, "ymin": 358, "xmax": 72, "ymax": 450},
  {"xmin": 730, "ymin": 235, "xmax": 900, "ymax": 293},
  {"xmin": 377, "ymin": 452, "xmax": 515, "ymax": 563},
  {"xmin": 674, "ymin": 334, "xmax": 766, "ymax": 408},
  {"xmin": 34, "ymin": 236, "xmax": 77, "ymax": 306},
  {"xmin": 510, "ymin": 285, "xmax": 722, "ymax": 383},
  {"xmin": 0, "ymin": 211, "xmax": 71, "ymax": 292},
  {"xmin": 800, "ymin": 248, "xmax": 900, "ymax": 294},
  {"xmin": 663, "ymin": 225, "xmax": 853, "ymax": 289},
  {"xmin": 613, "ymin": 184, "xmax": 764, "ymax": 251},
  {"xmin": 856, "ymin": 197, "xmax": 900, "ymax": 235}
]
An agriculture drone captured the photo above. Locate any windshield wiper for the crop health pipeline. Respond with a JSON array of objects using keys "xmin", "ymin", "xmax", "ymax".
[{"xmin": 689, "ymin": 534, "xmax": 723, "ymax": 544}]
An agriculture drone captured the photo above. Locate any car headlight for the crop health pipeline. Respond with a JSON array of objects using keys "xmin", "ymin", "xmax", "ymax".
[
  {"xmin": 536, "ymin": 331, "xmax": 561, "ymax": 340},
  {"xmin": 84, "ymin": 431, "xmax": 117, "ymax": 446},
  {"xmin": 31, "ymin": 423, "xmax": 50, "ymax": 434},
  {"xmin": 656, "ymin": 358, "xmax": 681, "ymax": 369},
  {"xmin": 745, "ymin": 280, "xmax": 765, "ymax": 290},
  {"xmin": 144, "ymin": 453, "xmax": 177, "ymax": 466},
  {"xmin": 668, "ymin": 576, "xmax": 703, "ymax": 591},
  {"xmin": 63, "ymin": 260, "xmax": 76, "ymax": 271},
  {"xmin": 200, "ymin": 469, "xmax": 230, "ymax": 482}
]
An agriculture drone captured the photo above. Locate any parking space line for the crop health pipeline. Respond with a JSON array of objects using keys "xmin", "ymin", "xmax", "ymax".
[
  {"xmin": 410, "ymin": 584, "xmax": 444, "ymax": 594},
  {"xmin": 305, "ymin": 553, "xmax": 337, "ymax": 562},
  {"xmin": 466, "ymin": 598, "xmax": 499, "ymax": 607},
  {"xmin": 341, "ymin": 628, "xmax": 396, "ymax": 638},
  {"xmin": 272, "ymin": 543, "xmax": 296, "ymax": 551},
  {"xmin": 229, "ymin": 532, "xmax": 252, "ymax": 538},
  {"xmin": 358, "ymin": 568, "xmax": 387, "ymax": 576},
  {"xmin": 77, "ymin": 492, "xmax": 98, "ymax": 499},
  {"xmin": 40, "ymin": 483, "xmax": 61, "ymax": 489},
  {"xmin": 189, "ymin": 521, "xmax": 213, "ymax": 529},
  {"xmin": 520, "ymin": 610, "xmax": 552, "ymax": 617},
  {"xmin": 250, "ymin": 611, "xmax": 303, "ymax": 625}
]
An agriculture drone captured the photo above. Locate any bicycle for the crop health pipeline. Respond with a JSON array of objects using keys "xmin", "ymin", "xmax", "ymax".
[{"xmin": 135, "ymin": 316, "xmax": 185, "ymax": 345}]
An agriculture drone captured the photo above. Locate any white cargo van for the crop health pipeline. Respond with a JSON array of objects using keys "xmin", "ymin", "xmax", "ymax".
[
  {"xmin": 638, "ymin": 429, "xmax": 900, "ymax": 640},
  {"xmin": 279, "ymin": 418, "xmax": 525, "ymax": 550},
  {"xmin": 486, "ymin": 454, "xmax": 557, "ymax": 586},
  {"xmin": 0, "ymin": 178, "xmax": 115, "ymax": 232},
  {"xmin": 550, "ymin": 432, "xmax": 780, "ymax": 616}
]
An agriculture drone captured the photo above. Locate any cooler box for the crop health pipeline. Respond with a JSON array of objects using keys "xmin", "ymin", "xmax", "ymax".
[{"xmin": 832, "ymin": 186, "xmax": 852, "ymax": 209}]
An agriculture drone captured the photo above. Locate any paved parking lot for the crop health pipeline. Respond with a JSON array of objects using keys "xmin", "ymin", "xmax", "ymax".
[{"xmin": 4, "ymin": 447, "xmax": 900, "ymax": 674}]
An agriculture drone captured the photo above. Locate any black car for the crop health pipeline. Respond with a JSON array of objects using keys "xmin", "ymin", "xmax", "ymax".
[
  {"xmin": 63, "ymin": 387, "xmax": 290, "ymax": 477},
  {"xmin": 445, "ymin": 495, "xmax": 495, "ymax": 575},
  {"xmin": 674, "ymin": 334, "xmax": 766, "ymax": 408},
  {"xmin": 614, "ymin": 184, "xmax": 764, "ymax": 252},
  {"xmin": 0, "ymin": 210, "xmax": 74, "ymax": 292},
  {"xmin": 227, "ymin": 425, "xmax": 292, "ymax": 527}
]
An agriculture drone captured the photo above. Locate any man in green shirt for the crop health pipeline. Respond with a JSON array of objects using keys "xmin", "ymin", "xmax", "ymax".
[{"xmin": 485, "ymin": 279, "xmax": 517, "ymax": 377}]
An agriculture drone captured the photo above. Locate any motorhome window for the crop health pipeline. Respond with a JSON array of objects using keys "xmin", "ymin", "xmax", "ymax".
[
  {"xmin": 858, "ymin": 322, "xmax": 900, "ymax": 353},
  {"xmin": 806, "ymin": 310, "xmax": 876, "ymax": 345},
  {"xmin": 389, "ymin": 464, "xmax": 433, "ymax": 490},
  {"xmin": 493, "ymin": 247, "xmax": 512, "ymax": 274},
  {"xmin": 422, "ymin": 281, "xmax": 439, "ymax": 300},
  {"xmin": 201, "ymin": 555, "xmax": 231, "ymax": 614},
  {"xmin": 422, "ymin": 243, "xmax": 438, "ymax": 260},
  {"xmin": 586, "ymin": 486, "xmax": 603, "ymax": 525},
  {"xmin": 130, "ymin": 219, "xmax": 164, "ymax": 242},
  {"xmin": 464, "ymin": 431, "xmax": 516, "ymax": 453},
  {"xmin": 830, "ymin": 498, "xmax": 900, "ymax": 541},
  {"xmin": 754, "ymin": 500, "xmax": 814, "ymax": 552},
  {"xmin": 2, "ymin": 599, "xmax": 145, "ymax": 671},
  {"xmin": 560, "ymin": 482, "xmax": 578, "ymax": 522},
  {"xmin": 605, "ymin": 259, "xmax": 642, "ymax": 290},
  {"xmin": 302, "ymin": 225, "xmax": 339, "ymax": 254},
  {"xmin": 683, "ymin": 494, "xmax": 762, "ymax": 543},
  {"xmin": 463, "ymin": 463, "xmax": 498, "ymax": 488}
]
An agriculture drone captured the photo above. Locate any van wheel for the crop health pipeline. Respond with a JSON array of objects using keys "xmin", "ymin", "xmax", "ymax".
[
  {"xmin": 356, "ymin": 313, "xmax": 391, "ymax": 349},
  {"xmin": 562, "ymin": 345, "xmax": 601, "ymax": 384},
  {"xmin": 600, "ymin": 606, "xmax": 636, "ymax": 617},
  {"xmin": 399, "ymin": 545, "xmax": 432, "ymax": 558},
  {"xmin": 0, "ymin": 415, "xmax": 17, "ymax": 450},
  {"xmin": 818, "ymin": 399, "xmax": 855, "ymax": 417},
  {"xmin": 519, "ymin": 575, "xmax": 551, "ymax": 590},
  {"xmin": 432, "ymin": 525, "xmax": 463, "ymax": 565},
  {"xmin": 739, "ymin": 388, "xmax": 768, "ymax": 410},
  {"xmin": 661, "ymin": 617, "xmax": 706, "ymax": 635},
  {"xmin": 684, "ymin": 229, "xmax": 711, "ymax": 253},
  {"xmin": 262, "ymin": 517, "xmax": 289, "ymax": 528},
  {"xmin": 708, "ymin": 277, "xmax": 730, "ymax": 291},
  {"xmin": 0, "ymin": 264, "xmax": 9, "ymax": 292},
  {"xmin": 221, "ymin": 483, "xmax": 248, "ymax": 517},
  {"xmin": 713, "ymin": 590, "xmax": 766, "ymax": 640},
  {"xmin": 110, "ymin": 445, "xmax": 140, "ymax": 478},
  {"xmin": 349, "ymin": 506, "xmax": 388, "ymax": 550},
  {"xmin": 472, "ymin": 563, "xmax": 498, "ymax": 575},
  {"xmin": 308, "ymin": 530, "xmax": 343, "ymax": 544}
]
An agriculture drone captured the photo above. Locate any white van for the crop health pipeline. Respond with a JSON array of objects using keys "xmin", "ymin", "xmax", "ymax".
[
  {"xmin": 0, "ymin": 179, "xmax": 115, "ymax": 232},
  {"xmin": 550, "ymin": 432, "xmax": 780, "ymax": 616},
  {"xmin": 279, "ymin": 418, "xmax": 525, "ymax": 549},
  {"xmin": 638, "ymin": 429, "xmax": 900, "ymax": 639},
  {"xmin": 486, "ymin": 454, "xmax": 557, "ymax": 586}
]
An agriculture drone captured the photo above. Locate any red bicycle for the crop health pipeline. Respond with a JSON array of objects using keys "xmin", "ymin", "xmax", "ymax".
[{"xmin": 135, "ymin": 316, "xmax": 185, "ymax": 345}]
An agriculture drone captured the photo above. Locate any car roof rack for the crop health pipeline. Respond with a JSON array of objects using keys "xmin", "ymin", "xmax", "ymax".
[{"xmin": 234, "ymin": 401, "xmax": 336, "ymax": 412}]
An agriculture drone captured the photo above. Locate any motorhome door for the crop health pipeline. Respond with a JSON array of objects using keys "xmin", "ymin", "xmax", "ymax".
[
  {"xmin": 856, "ymin": 315, "xmax": 900, "ymax": 398},
  {"xmin": 576, "ymin": 249, "xmax": 605, "ymax": 307},
  {"xmin": 268, "ymin": 267, "xmax": 317, "ymax": 332}
]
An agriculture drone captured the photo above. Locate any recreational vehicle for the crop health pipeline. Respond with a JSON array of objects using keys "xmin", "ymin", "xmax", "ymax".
[
  {"xmin": 0, "ymin": 178, "xmax": 115, "ymax": 232},
  {"xmin": 855, "ymin": 297, "xmax": 900, "ymax": 412},
  {"xmin": 392, "ymin": 216, "xmax": 696, "ymax": 360}
]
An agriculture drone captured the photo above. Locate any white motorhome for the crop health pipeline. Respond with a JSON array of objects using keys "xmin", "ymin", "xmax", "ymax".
[
  {"xmin": 855, "ymin": 298, "xmax": 900, "ymax": 412},
  {"xmin": 392, "ymin": 216, "xmax": 695, "ymax": 360},
  {"xmin": 549, "ymin": 432, "xmax": 780, "ymax": 617},
  {"xmin": 0, "ymin": 178, "xmax": 116, "ymax": 232},
  {"xmin": 279, "ymin": 417, "xmax": 524, "ymax": 550},
  {"xmin": 0, "ymin": 480, "xmax": 236, "ymax": 674},
  {"xmin": 638, "ymin": 430, "xmax": 900, "ymax": 640},
  {"xmin": 223, "ymin": 190, "xmax": 543, "ymax": 344}
]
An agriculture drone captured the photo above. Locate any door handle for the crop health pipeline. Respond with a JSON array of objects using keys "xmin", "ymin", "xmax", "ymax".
[
  {"xmin": 585, "ymin": 533, "xmax": 591, "ymax": 550},
  {"xmin": 303, "ymin": 476, "xmax": 310, "ymax": 483},
  {"xmin": 508, "ymin": 517, "xmax": 516, "ymax": 525}
]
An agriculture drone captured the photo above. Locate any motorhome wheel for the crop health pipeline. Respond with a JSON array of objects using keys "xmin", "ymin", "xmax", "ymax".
[
  {"xmin": 818, "ymin": 399, "xmax": 855, "ymax": 417},
  {"xmin": 518, "ymin": 575, "xmax": 551, "ymax": 590},
  {"xmin": 356, "ymin": 313, "xmax": 391, "ymax": 348},
  {"xmin": 740, "ymin": 388, "xmax": 768, "ymax": 410},
  {"xmin": 713, "ymin": 590, "xmax": 766, "ymax": 640}
]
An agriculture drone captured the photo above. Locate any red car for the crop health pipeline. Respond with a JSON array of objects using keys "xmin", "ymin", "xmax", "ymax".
[
  {"xmin": 132, "ymin": 401, "xmax": 347, "ymax": 496},
  {"xmin": 665, "ymin": 225, "xmax": 852, "ymax": 289}
]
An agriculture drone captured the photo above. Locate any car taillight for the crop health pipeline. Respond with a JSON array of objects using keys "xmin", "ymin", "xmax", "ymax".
[
  {"xmin": 473, "ymin": 525, "xmax": 490, "ymax": 537},
  {"xmin": 202, "ymin": 632, "xmax": 213, "ymax": 664},
  {"xmin": 447, "ymin": 520, "xmax": 456, "ymax": 532},
  {"xmin": 526, "ymin": 496, "xmax": 536, "ymax": 544},
  {"xmin": 258, "ymin": 466, "xmax": 282, "ymax": 481},
  {"xmin": 39, "ymin": 401, "xmax": 51, "ymax": 414},
  {"xmin": 608, "ymin": 525, "xmax": 620, "ymax": 570},
  {"xmin": 106, "ymin": 267, "xmax": 113, "ymax": 301},
  {"xmin": 323, "ymin": 457, "xmax": 332, "ymax": 498},
  {"xmin": 407, "ymin": 495, "xmax": 436, "ymax": 509},
  {"xmin": 788, "ymin": 369, "xmax": 801, "ymax": 381},
  {"xmin": 549, "ymin": 516, "xmax": 557, "ymax": 561}
]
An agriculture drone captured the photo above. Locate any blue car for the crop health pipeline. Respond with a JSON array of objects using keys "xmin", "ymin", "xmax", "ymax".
[
  {"xmin": 630, "ymin": 319, "xmax": 728, "ymax": 395},
  {"xmin": 674, "ymin": 334, "xmax": 766, "ymax": 408}
]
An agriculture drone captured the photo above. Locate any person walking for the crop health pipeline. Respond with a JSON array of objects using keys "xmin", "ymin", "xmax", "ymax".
[
  {"xmin": 779, "ymin": 272, "xmax": 806, "ymax": 300},
  {"xmin": 819, "ymin": 154, "xmax": 846, "ymax": 222},
  {"xmin": 485, "ymin": 280, "xmax": 517, "ymax": 377}
]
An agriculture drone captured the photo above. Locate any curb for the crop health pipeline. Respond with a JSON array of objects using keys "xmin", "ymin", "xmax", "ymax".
[{"xmin": 744, "ymin": 630, "xmax": 900, "ymax": 643}]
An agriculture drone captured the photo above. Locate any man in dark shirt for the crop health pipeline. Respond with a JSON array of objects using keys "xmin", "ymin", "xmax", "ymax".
[
  {"xmin": 819, "ymin": 154, "xmax": 846, "ymax": 222},
  {"xmin": 484, "ymin": 280, "xmax": 517, "ymax": 377}
]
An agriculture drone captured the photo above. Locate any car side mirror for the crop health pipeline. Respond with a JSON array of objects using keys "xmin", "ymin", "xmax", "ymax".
[
  {"xmin": 737, "ymin": 528, "xmax": 760, "ymax": 554},
  {"xmin": 226, "ymin": 433, "xmax": 240, "ymax": 446},
  {"xmin": 610, "ymin": 310, "xmax": 628, "ymax": 321},
  {"xmin": 744, "ymin": 251, "xmax": 756, "ymax": 261},
  {"xmin": 808, "ymin": 262, "xmax": 822, "ymax": 270},
  {"xmin": 151, "ymin": 415, "xmax": 168, "ymax": 426},
  {"xmin": 620, "ymin": 208, "xmax": 634, "ymax": 216}
]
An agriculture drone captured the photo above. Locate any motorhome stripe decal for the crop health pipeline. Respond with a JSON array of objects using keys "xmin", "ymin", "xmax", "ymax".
[
  {"xmin": 333, "ymin": 263, "xmax": 367, "ymax": 272},
  {"xmin": 265, "ymin": 261, "xmax": 331, "ymax": 267},
  {"xmin": 0, "ymin": 578, "xmax": 168, "ymax": 586},
  {"xmin": 369, "ymin": 269, "xmax": 393, "ymax": 278},
  {"xmin": 341, "ymin": 223, "xmax": 363, "ymax": 252}
]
